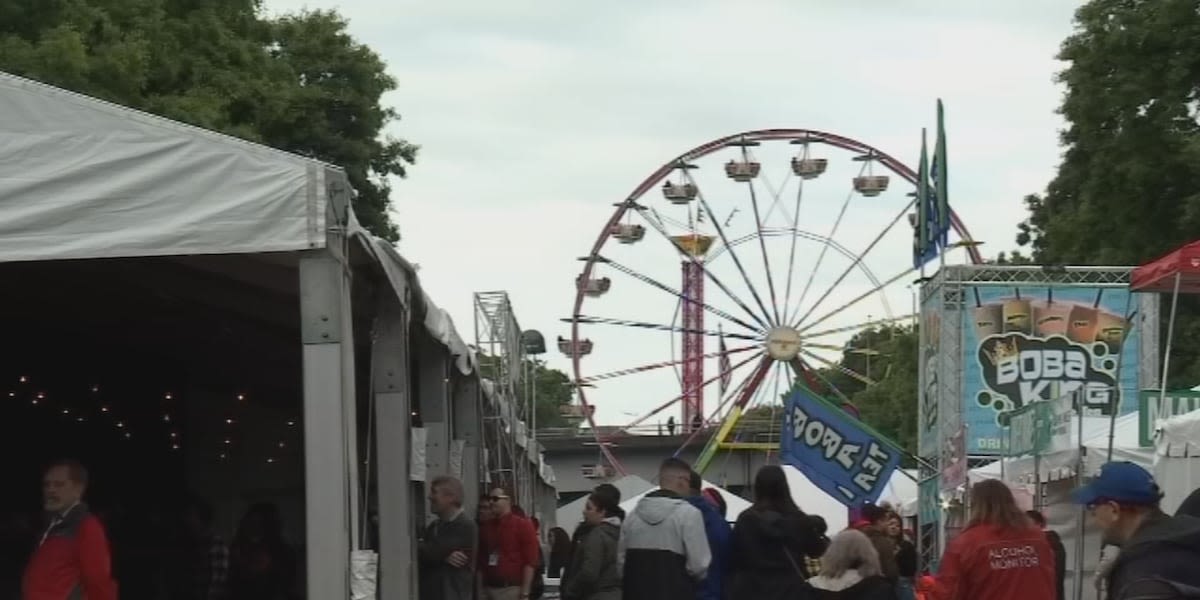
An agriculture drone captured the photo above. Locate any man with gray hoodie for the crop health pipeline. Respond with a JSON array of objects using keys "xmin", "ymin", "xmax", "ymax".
[{"xmin": 617, "ymin": 458, "xmax": 711, "ymax": 600}]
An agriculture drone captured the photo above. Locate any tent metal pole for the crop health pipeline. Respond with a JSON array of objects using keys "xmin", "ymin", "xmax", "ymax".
[
  {"xmin": 1156, "ymin": 272, "xmax": 1182, "ymax": 427},
  {"xmin": 1105, "ymin": 292, "xmax": 1136, "ymax": 462},
  {"xmin": 1074, "ymin": 387, "xmax": 1086, "ymax": 600}
]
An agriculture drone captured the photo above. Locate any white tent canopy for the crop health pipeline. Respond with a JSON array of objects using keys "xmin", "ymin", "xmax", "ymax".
[
  {"xmin": 1155, "ymin": 410, "xmax": 1200, "ymax": 514},
  {"xmin": 620, "ymin": 479, "xmax": 754, "ymax": 524},
  {"xmin": 0, "ymin": 73, "xmax": 331, "ymax": 261},
  {"xmin": 555, "ymin": 475, "xmax": 653, "ymax": 538},
  {"xmin": 969, "ymin": 413, "xmax": 1151, "ymax": 484}
]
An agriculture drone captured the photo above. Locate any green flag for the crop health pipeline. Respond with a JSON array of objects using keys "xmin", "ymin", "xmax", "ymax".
[
  {"xmin": 917, "ymin": 129, "xmax": 930, "ymax": 254},
  {"xmin": 935, "ymin": 99, "xmax": 949, "ymax": 243}
]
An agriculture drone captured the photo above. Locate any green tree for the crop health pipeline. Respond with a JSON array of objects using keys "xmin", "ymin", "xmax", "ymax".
[
  {"xmin": 477, "ymin": 355, "xmax": 576, "ymax": 429},
  {"xmin": 1015, "ymin": 0, "xmax": 1200, "ymax": 382},
  {"xmin": 0, "ymin": 0, "xmax": 415, "ymax": 240}
]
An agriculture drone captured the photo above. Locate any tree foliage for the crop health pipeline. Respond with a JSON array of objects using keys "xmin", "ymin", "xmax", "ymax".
[
  {"xmin": 476, "ymin": 355, "xmax": 576, "ymax": 430},
  {"xmin": 0, "ymin": 0, "xmax": 416, "ymax": 240},
  {"xmin": 1015, "ymin": 0, "xmax": 1200, "ymax": 382}
]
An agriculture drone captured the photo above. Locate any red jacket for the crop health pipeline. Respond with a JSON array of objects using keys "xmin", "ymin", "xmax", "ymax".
[
  {"xmin": 931, "ymin": 523, "xmax": 1056, "ymax": 600},
  {"xmin": 478, "ymin": 512, "xmax": 539, "ymax": 587},
  {"xmin": 22, "ymin": 505, "xmax": 117, "ymax": 600}
]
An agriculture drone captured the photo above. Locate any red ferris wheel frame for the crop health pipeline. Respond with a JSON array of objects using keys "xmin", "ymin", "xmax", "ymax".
[{"xmin": 568, "ymin": 128, "xmax": 983, "ymax": 475}]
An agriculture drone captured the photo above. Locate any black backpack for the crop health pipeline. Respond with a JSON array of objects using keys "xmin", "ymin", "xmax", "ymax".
[{"xmin": 1121, "ymin": 577, "xmax": 1200, "ymax": 600}]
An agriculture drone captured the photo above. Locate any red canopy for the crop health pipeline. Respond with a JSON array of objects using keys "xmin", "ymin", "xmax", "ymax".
[{"xmin": 1131, "ymin": 240, "xmax": 1200, "ymax": 293}]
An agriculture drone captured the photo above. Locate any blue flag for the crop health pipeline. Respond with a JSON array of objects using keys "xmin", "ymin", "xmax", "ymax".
[{"xmin": 781, "ymin": 387, "xmax": 903, "ymax": 506}]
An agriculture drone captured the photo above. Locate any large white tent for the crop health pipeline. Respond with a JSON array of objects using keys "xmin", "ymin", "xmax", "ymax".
[
  {"xmin": 0, "ymin": 71, "xmax": 557, "ymax": 600},
  {"xmin": 1155, "ymin": 410, "xmax": 1200, "ymax": 514},
  {"xmin": 969, "ymin": 413, "xmax": 1150, "ymax": 484}
]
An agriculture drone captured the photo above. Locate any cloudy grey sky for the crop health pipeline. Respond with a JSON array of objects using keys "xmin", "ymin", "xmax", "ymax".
[{"xmin": 266, "ymin": 0, "xmax": 1082, "ymax": 426}]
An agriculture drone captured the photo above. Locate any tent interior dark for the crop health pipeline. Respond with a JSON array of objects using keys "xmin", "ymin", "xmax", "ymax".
[{"xmin": 0, "ymin": 254, "xmax": 366, "ymax": 599}]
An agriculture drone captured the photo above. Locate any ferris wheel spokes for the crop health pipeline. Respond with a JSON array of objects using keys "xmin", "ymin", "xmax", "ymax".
[
  {"xmin": 729, "ymin": 139, "xmax": 783, "ymax": 325},
  {"xmin": 605, "ymin": 349, "xmax": 764, "ymax": 436},
  {"xmin": 780, "ymin": 143, "xmax": 809, "ymax": 328},
  {"xmin": 629, "ymin": 202, "xmax": 771, "ymax": 330},
  {"xmin": 801, "ymin": 349, "xmax": 876, "ymax": 387},
  {"xmin": 798, "ymin": 266, "xmax": 913, "ymax": 335},
  {"xmin": 566, "ymin": 315, "xmax": 760, "ymax": 341},
  {"xmin": 575, "ymin": 344, "xmax": 759, "ymax": 385},
  {"xmin": 596, "ymin": 255, "xmax": 763, "ymax": 334},
  {"xmin": 801, "ymin": 312, "xmax": 917, "ymax": 341},
  {"xmin": 785, "ymin": 164, "xmax": 867, "ymax": 326},
  {"xmin": 678, "ymin": 168, "xmax": 775, "ymax": 326},
  {"xmin": 793, "ymin": 197, "xmax": 916, "ymax": 328}
]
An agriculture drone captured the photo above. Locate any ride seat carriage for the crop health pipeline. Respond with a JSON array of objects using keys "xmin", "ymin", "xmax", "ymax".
[
  {"xmin": 662, "ymin": 181, "xmax": 698, "ymax": 204},
  {"xmin": 724, "ymin": 160, "xmax": 761, "ymax": 182},
  {"xmin": 557, "ymin": 336, "xmax": 593, "ymax": 357},
  {"xmin": 853, "ymin": 175, "xmax": 890, "ymax": 197}
]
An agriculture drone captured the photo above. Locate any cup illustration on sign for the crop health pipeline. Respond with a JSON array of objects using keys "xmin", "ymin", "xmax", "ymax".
[
  {"xmin": 1094, "ymin": 311, "xmax": 1130, "ymax": 354},
  {"xmin": 973, "ymin": 304, "xmax": 1003, "ymax": 339},
  {"xmin": 1002, "ymin": 289, "xmax": 1032, "ymax": 334},
  {"xmin": 1063, "ymin": 289, "xmax": 1103, "ymax": 344},
  {"xmin": 1033, "ymin": 289, "xmax": 1070, "ymax": 337}
]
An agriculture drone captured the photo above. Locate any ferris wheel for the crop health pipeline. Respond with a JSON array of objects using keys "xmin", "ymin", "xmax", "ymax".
[{"xmin": 563, "ymin": 128, "xmax": 983, "ymax": 476}]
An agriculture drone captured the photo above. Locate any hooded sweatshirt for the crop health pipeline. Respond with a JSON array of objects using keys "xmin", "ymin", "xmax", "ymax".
[
  {"xmin": 1105, "ymin": 511, "xmax": 1200, "ymax": 599},
  {"xmin": 684, "ymin": 496, "xmax": 732, "ymax": 600},
  {"xmin": 617, "ymin": 490, "xmax": 711, "ymax": 600}
]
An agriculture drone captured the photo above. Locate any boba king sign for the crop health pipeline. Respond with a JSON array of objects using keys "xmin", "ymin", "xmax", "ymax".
[{"xmin": 962, "ymin": 287, "xmax": 1140, "ymax": 454}]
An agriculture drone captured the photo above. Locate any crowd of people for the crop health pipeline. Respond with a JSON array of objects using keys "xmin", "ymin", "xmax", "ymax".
[
  {"xmin": 13, "ymin": 453, "xmax": 1200, "ymax": 600},
  {"xmin": 418, "ymin": 458, "xmax": 1200, "ymax": 600}
]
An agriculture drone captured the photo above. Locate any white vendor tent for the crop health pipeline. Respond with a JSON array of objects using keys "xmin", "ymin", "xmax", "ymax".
[
  {"xmin": 1154, "ymin": 410, "xmax": 1200, "ymax": 514},
  {"xmin": 969, "ymin": 413, "xmax": 1150, "ymax": 485},
  {"xmin": 0, "ymin": 71, "xmax": 553, "ymax": 600},
  {"xmin": 620, "ymin": 479, "xmax": 753, "ymax": 524},
  {"xmin": 555, "ymin": 475, "xmax": 653, "ymax": 537}
]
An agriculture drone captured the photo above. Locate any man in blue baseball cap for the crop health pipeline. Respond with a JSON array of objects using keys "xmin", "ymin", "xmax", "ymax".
[{"xmin": 1073, "ymin": 461, "xmax": 1200, "ymax": 599}]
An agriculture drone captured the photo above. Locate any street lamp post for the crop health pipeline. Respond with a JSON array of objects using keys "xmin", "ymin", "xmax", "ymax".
[{"xmin": 520, "ymin": 330, "xmax": 547, "ymax": 447}]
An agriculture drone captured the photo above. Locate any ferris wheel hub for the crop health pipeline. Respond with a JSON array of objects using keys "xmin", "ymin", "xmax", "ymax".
[{"xmin": 764, "ymin": 326, "xmax": 803, "ymax": 361}]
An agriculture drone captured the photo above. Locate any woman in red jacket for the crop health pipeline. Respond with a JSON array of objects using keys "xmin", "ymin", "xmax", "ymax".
[{"xmin": 931, "ymin": 480, "xmax": 1056, "ymax": 600}]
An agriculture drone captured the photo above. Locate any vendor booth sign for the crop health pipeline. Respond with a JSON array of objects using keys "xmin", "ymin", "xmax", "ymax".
[
  {"xmin": 781, "ymin": 388, "xmax": 902, "ymax": 505},
  {"xmin": 1138, "ymin": 389, "xmax": 1200, "ymax": 447},
  {"xmin": 964, "ymin": 286, "xmax": 1139, "ymax": 454}
]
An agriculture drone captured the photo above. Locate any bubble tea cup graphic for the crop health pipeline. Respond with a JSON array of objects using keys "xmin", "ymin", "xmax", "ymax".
[
  {"xmin": 1002, "ymin": 291, "xmax": 1033, "ymax": 335},
  {"xmin": 1067, "ymin": 289, "xmax": 1105, "ymax": 344},
  {"xmin": 1033, "ymin": 300, "xmax": 1071, "ymax": 337},
  {"xmin": 1095, "ymin": 310, "xmax": 1130, "ymax": 353},
  {"xmin": 973, "ymin": 304, "xmax": 1003, "ymax": 339}
]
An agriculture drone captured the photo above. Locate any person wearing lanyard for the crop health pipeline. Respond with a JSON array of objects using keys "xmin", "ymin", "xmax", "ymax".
[
  {"xmin": 477, "ymin": 487, "xmax": 538, "ymax": 600},
  {"xmin": 22, "ymin": 459, "xmax": 117, "ymax": 600}
]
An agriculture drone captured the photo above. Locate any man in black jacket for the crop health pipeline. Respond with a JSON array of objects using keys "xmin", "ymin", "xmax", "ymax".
[
  {"xmin": 1073, "ymin": 461, "xmax": 1200, "ymax": 599},
  {"xmin": 1027, "ymin": 510, "xmax": 1066, "ymax": 600},
  {"xmin": 419, "ymin": 475, "xmax": 478, "ymax": 600}
]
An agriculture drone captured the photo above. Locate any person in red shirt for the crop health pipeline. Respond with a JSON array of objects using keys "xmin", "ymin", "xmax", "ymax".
[
  {"xmin": 477, "ymin": 486, "xmax": 539, "ymax": 600},
  {"xmin": 931, "ymin": 479, "xmax": 1055, "ymax": 600},
  {"xmin": 22, "ymin": 459, "xmax": 117, "ymax": 600}
]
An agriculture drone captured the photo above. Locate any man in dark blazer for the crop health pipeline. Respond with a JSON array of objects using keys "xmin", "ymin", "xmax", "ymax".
[{"xmin": 420, "ymin": 476, "xmax": 478, "ymax": 600}]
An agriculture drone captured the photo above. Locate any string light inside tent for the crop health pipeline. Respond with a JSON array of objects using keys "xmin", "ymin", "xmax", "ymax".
[{"xmin": 6, "ymin": 375, "xmax": 300, "ymax": 465}]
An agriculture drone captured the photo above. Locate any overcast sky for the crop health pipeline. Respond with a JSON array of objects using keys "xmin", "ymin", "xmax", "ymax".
[{"xmin": 266, "ymin": 0, "xmax": 1082, "ymax": 426}]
